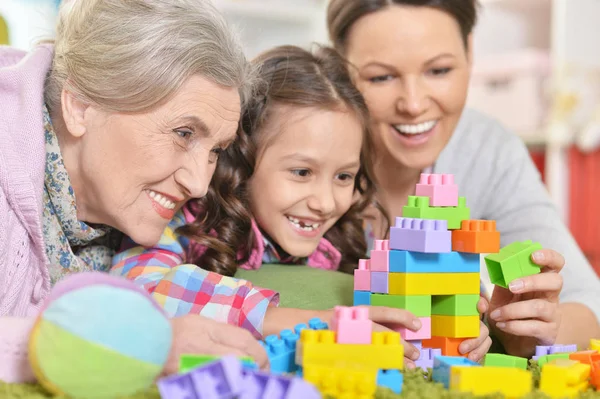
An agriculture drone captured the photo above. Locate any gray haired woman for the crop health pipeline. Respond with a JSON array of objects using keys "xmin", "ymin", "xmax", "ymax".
[{"xmin": 0, "ymin": 0, "xmax": 268, "ymax": 382}]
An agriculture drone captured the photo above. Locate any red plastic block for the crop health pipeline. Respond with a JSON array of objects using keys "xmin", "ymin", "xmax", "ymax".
[
  {"xmin": 415, "ymin": 173, "xmax": 459, "ymax": 206},
  {"xmin": 353, "ymin": 259, "xmax": 370, "ymax": 291},
  {"xmin": 370, "ymin": 240, "xmax": 390, "ymax": 272},
  {"xmin": 452, "ymin": 220, "xmax": 501, "ymax": 254},
  {"xmin": 331, "ymin": 306, "xmax": 373, "ymax": 344},
  {"xmin": 391, "ymin": 317, "xmax": 431, "ymax": 341}
]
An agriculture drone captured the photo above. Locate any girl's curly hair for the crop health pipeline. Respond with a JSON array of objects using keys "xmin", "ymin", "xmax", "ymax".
[{"xmin": 179, "ymin": 45, "xmax": 385, "ymax": 276}]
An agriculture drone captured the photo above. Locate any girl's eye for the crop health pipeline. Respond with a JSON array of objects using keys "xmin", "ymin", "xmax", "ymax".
[
  {"xmin": 337, "ymin": 173, "xmax": 355, "ymax": 182},
  {"xmin": 208, "ymin": 148, "xmax": 222, "ymax": 163},
  {"xmin": 290, "ymin": 169, "xmax": 311, "ymax": 178},
  {"xmin": 369, "ymin": 75, "xmax": 394, "ymax": 83},
  {"xmin": 429, "ymin": 67, "xmax": 452, "ymax": 76}
]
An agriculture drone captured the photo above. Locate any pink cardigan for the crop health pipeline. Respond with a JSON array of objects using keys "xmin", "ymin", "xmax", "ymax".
[{"xmin": 0, "ymin": 45, "xmax": 54, "ymax": 382}]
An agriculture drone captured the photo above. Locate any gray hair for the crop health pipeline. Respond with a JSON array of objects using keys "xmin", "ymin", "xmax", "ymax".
[{"xmin": 44, "ymin": 0, "xmax": 252, "ymax": 113}]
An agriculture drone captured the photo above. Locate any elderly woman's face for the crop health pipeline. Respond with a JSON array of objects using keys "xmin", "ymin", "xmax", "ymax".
[{"xmin": 68, "ymin": 75, "xmax": 241, "ymax": 246}]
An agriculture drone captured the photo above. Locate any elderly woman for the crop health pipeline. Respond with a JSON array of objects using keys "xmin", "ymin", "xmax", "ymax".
[{"xmin": 0, "ymin": 0, "xmax": 269, "ymax": 383}]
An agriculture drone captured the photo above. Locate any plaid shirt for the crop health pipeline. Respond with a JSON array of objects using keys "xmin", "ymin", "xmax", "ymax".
[{"xmin": 110, "ymin": 211, "xmax": 279, "ymax": 339}]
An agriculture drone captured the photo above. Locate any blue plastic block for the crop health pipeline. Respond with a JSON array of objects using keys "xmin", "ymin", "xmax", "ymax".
[
  {"xmin": 240, "ymin": 369, "xmax": 320, "ymax": 399},
  {"xmin": 158, "ymin": 355, "xmax": 243, "ymax": 399},
  {"xmin": 308, "ymin": 317, "xmax": 329, "ymax": 330},
  {"xmin": 377, "ymin": 370, "xmax": 403, "ymax": 394},
  {"xmin": 353, "ymin": 290, "xmax": 371, "ymax": 306},
  {"xmin": 261, "ymin": 329, "xmax": 300, "ymax": 374},
  {"xmin": 432, "ymin": 356, "xmax": 480, "ymax": 388},
  {"xmin": 389, "ymin": 250, "xmax": 480, "ymax": 273}
]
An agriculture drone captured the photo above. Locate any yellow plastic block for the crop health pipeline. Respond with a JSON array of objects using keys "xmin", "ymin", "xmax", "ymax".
[
  {"xmin": 590, "ymin": 339, "xmax": 600, "ymax": 351},
  {"xmin": 539, "ymin": 361, "xmax": 591, "ymax": 398},
  {"xmin": 296, "ymin": 330, "xmax": 404, "ymax": 371},
  {"xmin": 431, "ymin": 315, "xmax": 480, "ymax": 338},
  {"xmin": 388, "ymin": 273, "xmax": 480, "ymax": 295},
  {"xmin": 303, "ymin": 364, "xmax": 377, "ymax": 399},
  {"xmin": 450, "ymin": 366, "xmax": 532, "ymax": 398}
]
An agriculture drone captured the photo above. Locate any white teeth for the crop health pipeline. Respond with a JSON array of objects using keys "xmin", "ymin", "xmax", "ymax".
[
  {"xmin": 394, "ymin": 120, "xmax": 437, "ymax": 135},
  {"xmin": 286, "ymin": 216, "xmax": 321, "ymax": 231},
  {"xmin": 148, "ymin": 190, "xmax": 176, "ymax": 210}
]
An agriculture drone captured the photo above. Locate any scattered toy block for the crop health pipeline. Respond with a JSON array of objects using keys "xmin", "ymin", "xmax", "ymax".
[
  {"xmin": 539, "ymin": 360, "xmax": 591, "ymax": 398},
  {"xmin": 451, "ymin": 220, "xmax": 501, "ymax": 254},
  {"xmin": 353, "ymin": 259, "xmax": 370, "ymax": 291},
  {"xmin": 371, "ymin": 294, "xmax": 432, "ymax": 317},
  {"xmin": 402, "ymin": 196, "xmax": 470, "ymax": 229},
  {"xmin": 389, "ymin": 217, "xmax": 451, "ymax": 253},
  {"xmin": 431, "ymin": 315, "xmax": 480, "ymax": 338},
  {"xmin": 388, "ymin": 272, "xmax": 480, "ymax": 296},
  {"xmin": 484, "ymin": 241, "xmax": 543, "ymax": 288},
  {"xmin": 240, "ymin": 367, "xmax": 321, "ymax": 399},
  {"xmin": 590, "ymin": 339, "xmax": 600, "ymax": 351},
  {"xmin": 377, "ymin": 369, "xmax": 403, "ymax": 394},
  {"xmin": 370, "ymin": 240, "xmax": 390, "ymax": 272},
  {"xmin": 179, "ymin": 354, "xmax": 257, "ymax": 373},
  {"xmin": 450, "ymin": 366, "xmax": 532, "ymax": 397},
  {"xmin": 569, "ymin": 350, "xmax": 600, "ymax": 366},
  {"xmin": 389, "ymin": 250, "xmax": 480, "ymax": 273},
  {"xmin": 303, "ymin": 364, "xmax": 377, "ymax": 398},
  {"xmin": 306, "ymin": 318, "xmax": 329, "ymax": 330},
  {"xmin": 391, "ymin": 317, "xmax": 431, "ymax": 341},
  {"xmin": 432, "ymin": 356, "xmax": 480, "ymax": 388},
  {"xmin": 483, "ymin": 353, "xmax": 528, "ymax": 369},
  {"xmin": 331, "ymin": 306, "xmax": 373, "ymax": 345},
  {"xmin": 534, "ymin": 344, "xmax": 577, "ymax": 360},
  {"xmin": 537, "ymin": 353, "xmax": 570, "ymax": 367},
  {"xmin": 431, "ymin": 294, "xmax": 480, "ymax": 316},
  {"xmin": 353, "ymin": 290, "xmax": 371, "ymax": 306},
  {"xmin": 296, "ymin": 330, "xmax": 404, "ymax": 371},
  {"xmin": 592, "ymin": 360, "xmax": 600, "ymax": 389},
  {"xmin": 371, "ymin": 271, "xmax": 388, "ymax": 294},
  {"xmin": 415, "ymin": 173, "xmax": 459, "ymax": 206},
  {"xmin": 422, "ymin": 336, "xmax": 466, "ymax": 357},
  {"xmin": 261, "ymin": 329, "xmax": 300, "ymax": 374}
]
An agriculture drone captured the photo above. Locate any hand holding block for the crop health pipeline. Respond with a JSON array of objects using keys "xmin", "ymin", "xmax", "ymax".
[{"xmin": 484, "ymin": 240, "xmax": 543, "ymax": 288}]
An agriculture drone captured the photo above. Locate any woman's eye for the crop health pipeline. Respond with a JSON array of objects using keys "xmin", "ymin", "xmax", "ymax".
[
  {"xmin": 369, "ymin": 75, "xmax": 394, "ymax": 83},
  {"xmin": 429, "ymin": 67, "xmax": 452, "ymax": 76},
  {"xmin": 175, "ymin": 129, "xmax": 193, "ymax": 139}
]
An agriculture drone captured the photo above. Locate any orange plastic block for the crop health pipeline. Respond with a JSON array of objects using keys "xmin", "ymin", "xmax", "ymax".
[
  {"xmin": 450, "ymin": 366, "xmax": 532, "ymax": 398},
  {"xmin": 303, "ymin": 364, "xmax": 377, "ymax": 399},
  {"xmin": 451, "ymin": 220, "xmax": 500, "ymax": 254},
  {"xmin": 569, "ymin": 350, "xmax": 600, "ymax": 366},
  {"xmin": 422, "ymin": 336, "xmax": 467, "ymax": 357},
  {"xmin": 539, "ymin": 360, "xmax": 591, "ymax": 398},
  {"xmin": 592, "ymin": 360, "xmax": 600, "ymax": 389}
]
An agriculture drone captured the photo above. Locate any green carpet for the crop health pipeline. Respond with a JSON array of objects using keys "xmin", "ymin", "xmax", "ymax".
[{"xmin": 3, "ymin": 265, "xmax": 598, "ymax": 398}]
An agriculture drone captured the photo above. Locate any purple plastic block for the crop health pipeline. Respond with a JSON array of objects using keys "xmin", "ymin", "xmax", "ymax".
[
  {"xmin": 370, "ymin": 271, "xmax": 388, "ymax": 294},
  {"xmin": 535, "ymin": 345, "xmax": 551, "ymax": 357},
  {"xmin": 415, "ymin": 358, "xmax": 434, "ymax": 370},
  {"xmin": 431, "ymin": 348, "xmax": 442, "ymax": 358},
  {"xmin": 410, "ymin": 340, "xmax": 423, "ymax": 351},
  {"xmin": 240, "ymin": 370, "xmax": 320, "ymax": 399},
  {"xmin": 158, "ymin": 356, "xmax": 243, "ymax": 399},
  {"xmin": 549, "ymin": 344, "xmax": 577, "ymax": 354},
  {"xmin": 389, "ymin": 218, "xmax": 451, "ymax": 253}
]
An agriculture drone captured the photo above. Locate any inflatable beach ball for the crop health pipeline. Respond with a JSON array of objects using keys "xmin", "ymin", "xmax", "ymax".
[{"xmin": 29, "ymin": 272, "xmax": 172, "ymax": 398}]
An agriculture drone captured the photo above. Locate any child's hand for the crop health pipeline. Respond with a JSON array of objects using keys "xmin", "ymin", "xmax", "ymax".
[
  {"xmin": 485, "ymin": 248, "xmax": 564, "ymax": 358},
  {"xmin": 457, "ymin": 298, "xmax": 492, "ymax": 362}
]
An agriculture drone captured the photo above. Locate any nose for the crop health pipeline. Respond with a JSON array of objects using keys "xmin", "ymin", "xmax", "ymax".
[
  {"xmin": 396, "ymin": 76, "xmax": 429, "ymax": 116},
  {"xmin": 307, "ymin": 181, "xmax": 336, "ymax": 216},
  {"xmin": 174, "ymin": 153, "xmax": 214, "ymax": 199}
]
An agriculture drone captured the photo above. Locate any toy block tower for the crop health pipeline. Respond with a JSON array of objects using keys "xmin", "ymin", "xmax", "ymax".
[{"xmin": 354, "ymin": 173, "xmax": 503, "ymax": 364}]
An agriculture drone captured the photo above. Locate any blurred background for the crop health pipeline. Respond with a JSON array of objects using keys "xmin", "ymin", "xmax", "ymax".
[{"xmin": 1, "ymin": 0, "xmax": 599, "ymax": 273}]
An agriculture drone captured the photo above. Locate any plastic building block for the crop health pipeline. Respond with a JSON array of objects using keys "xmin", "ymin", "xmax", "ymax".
[
  {"xmin": 415, "ymin": 348, "xmax": 442, "ymax": 370},
  {"xmin": 388, "ymin": 272, "xmax": 480, "ymax": 295},
  {"xmin": 537, "ymin": 353, "xmax": 570, "ymax": 367},
  {"xmin": 569, "ymin": 350, "xmax": 600, "ymax": 366},
  {"xmin": 415, "ymin": 173, "xmax": 459, "ymax": 206},
  {"xmin": 331, "ymin": 306, "xmax": 373, "ymax": 345},
  {"xmin": 303, "ymin": 363, "xmax": 377, "ymax": 398},
  {"xmin": 371, "ymin": 294, "xmax": 431, "ymax": 317},
  {"xmin": 353, "ymin": 290, "xmax": 371, "ymax": 306},
  {"xmin": 539, "ymin": 360, "xmax": 591, "ymax": 398},
  {"xmin": 450, "ymin": 366, "xmax": 532, "ymax": 397},
  {"xmin": 307, "ymin": 318, "xmax": 329, "ymax": 330},
  {"xmin": 422, "ymin": 336, "xmax": 466, "ymax": 357},
  {"xmin": 353, "ymin": 259, "xmax": 370, "ymax": 291},
  {"xmin": 432, "ymin": 356, "xmax": 480, "ymax": 388},
  {"xmin": 377, "ymin": 369, "xmax": 403, "ymax": 394},
  {"xmin": 296, "ymin": 330, "xmax": 404, "ymax": 370},
  {"xmin": 533, "ymin": 344, "xmax": 577, "ymax": 360},
  {"xmin": 431, "ymin": 294, "xmax": 479, "ymax": 316},
  {"xmin": 158, "ymin": 355, "xmax": 243, "ymax": 399},
  {"xmin": 591, "ymin": 339, "xmax": 600, "ymax": 351},
  {"xmin": 431, "ymin": 315, "xmax": 480, "ymax": 338},
  {"xmin": 402, "ymin": 196, "xmax": 470, "ymax": 229},
  {"xmin": 389, "ymin": 217, "xmax": 451, "ymax": 253},
  {"xmin": 240, "ymin": 369, "xmax": 320, "ymax": 399},
  {"xmin": 179, "ymin": 355, "xmax": 257, "ymax": 373},
  {"xmin": 389, "ymin": 250, "xmax": 480, "ymax": 273},
  {"xmin": 410, "ymin": 340, "xmax": 423, "ymax": 351},
  {"xmin": 370, "ymin": 271, "xmax": 388, "ymax": 294},
  {"xmin": 451, "ymin": 220, "xmax": 500, "ymax": 254},
  {"xmin": 592, "ymin": 360, "xmax": 600, "ymax": 389},
  {"xmin": 370, "ymin": 240, "xmax": 390, "ymax": 272},
  {"xmin": 483, "ymin": 353, "xmax": 528, "ymax": 369},
  {"xmin": 261, "ymin": 329, "xmax": 300, "ymax": 374},
  {"xmin": 484, "ymin": 240, "xmax": 543, "ymax": 288},
  {"xmin": 391, "ymin": 317, "xmax": 431, "ymax": 340}
]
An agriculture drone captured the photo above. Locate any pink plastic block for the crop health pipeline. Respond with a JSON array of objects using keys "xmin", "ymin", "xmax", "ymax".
[
  {"xmin": 353, "ymin": 259, "xmax": 371, "ymax": 291},
  {"xmin": 389, "ymin": 217, "xmax": 451, "ymax": 253},
  {"xmin": 331, "ymin": 306, "xmax": 373, "ymax": 344},
  {"xmin": 415, "ymin": 174, "xmax": 458, "ymax": 206},
  {"xmin": 370, "ymin": 240, "xmax": 390, "ymax": 272},
  {"xmin": 390, "ymin": 317, "xmax": 431, "ymax": 341}
]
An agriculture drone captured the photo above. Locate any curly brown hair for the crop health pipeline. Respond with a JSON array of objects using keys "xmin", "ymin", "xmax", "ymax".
[{"xmin": 180, "ymin": 45, "xmax": 383, "ymax": 276}]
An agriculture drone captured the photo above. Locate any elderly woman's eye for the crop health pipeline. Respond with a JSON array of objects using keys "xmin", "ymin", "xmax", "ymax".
[{"xmin": 174, "ymin": 129, "xmax": 193, "ymax": 139}]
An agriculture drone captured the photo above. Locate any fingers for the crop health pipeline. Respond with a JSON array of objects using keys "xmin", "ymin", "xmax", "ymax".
[
  {"xmin": 366, "ymin": 306, "xmax": 421, "ymax": 331},
  {"xmin": 493, "ymin": 319, "xmax": 559, "ymax": 344},
  {"xmin": 403, "ymin": 340, "xmax": 420, "ymax": 361},
  {"xmin": 209, "ymin": 322, "xmax": 270, "ymax": 370},
  {"xmin": 531, "ymin": 249, "xmax": 565, "ymax": 273},
  {"xmin": 405, "ymin": 358, "xmax": 417, "ymax": 369},
  {"xmin": 477, "ymin": 297, "xmax": 489, "ymax": 314},
  {"xmin": 458, "ymin": 322, "xmax": 491, "ymax": 362},
  {"xmin": 489, "ymin": 299, "xmax": 558, "ymax": 323},
  {"xmin": 507, "ymin": 272, "xmax": 563, "ymax": 296}
]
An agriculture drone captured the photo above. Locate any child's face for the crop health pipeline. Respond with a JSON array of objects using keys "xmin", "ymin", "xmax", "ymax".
[{"xmin": 249, "ymin": 104, "xmax": 363, "ymax": 258}]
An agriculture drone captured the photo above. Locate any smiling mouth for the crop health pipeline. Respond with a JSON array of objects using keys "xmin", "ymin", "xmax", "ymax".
[
  {"xmin": 147, "ymin": 190, "xmax": 176, "ymax": 210},
  {"xmin": 393, "ymin": 120, "xmax": 438, "ymax": 136},
  {"xmin": 285, "ymin": 215, "xmax": 322, "ymax": 232}
]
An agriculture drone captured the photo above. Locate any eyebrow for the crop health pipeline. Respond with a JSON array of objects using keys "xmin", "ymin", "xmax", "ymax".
[
  {"xmin": 177, "ymin": 116, "xmax": 211, "ymax": 138},
  {"xmin": 285, "ymin": 152, "xmax": 361, "ymax": 169},
  {"xmin": 361, "ymin": 53, "xmax": 456, "ymax": 70}
]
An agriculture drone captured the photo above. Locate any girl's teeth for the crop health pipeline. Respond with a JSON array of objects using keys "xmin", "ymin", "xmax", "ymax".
[
  {"xmin": 395, "ymin": 120, "xmax": 437, "ymax": 134},
  {"xmin": 286, "ymin": 216, "xmax": 320, "ymax": 231},
  {"xmin": 148, "ymin": 190, "xmax": 176, "ymax": 210}
]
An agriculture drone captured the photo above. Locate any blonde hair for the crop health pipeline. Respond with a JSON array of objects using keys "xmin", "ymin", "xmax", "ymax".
[{"xmin": 44, "ymin": 0, "xmax": 252, "ymax": 113}]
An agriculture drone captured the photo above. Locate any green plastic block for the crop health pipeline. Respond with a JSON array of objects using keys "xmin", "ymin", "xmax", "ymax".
[
  {"xmin": 402, "ymin": 196, "xmax": 470, "ymax": 229},
  {"xmin": 431, "ymin": 294, "xmax": 479, "ymax": 316},
  {"xmin": 371, "ymin": 294, "xmax": 432, "ymax": 317},
  {"xmin": 537, "ymin": 353, "xmax": 570, "ymax": 367},
  {"xmin": 179, "ymin": 354, "xmax": 255, "ymax": 373},
  {"xmin": 484, "ymin": 241, "xmax": 543, "ymax": 288},
  {"xmin": 483, "ymin": 353, "xmax": 528, "ymax": 369}
]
